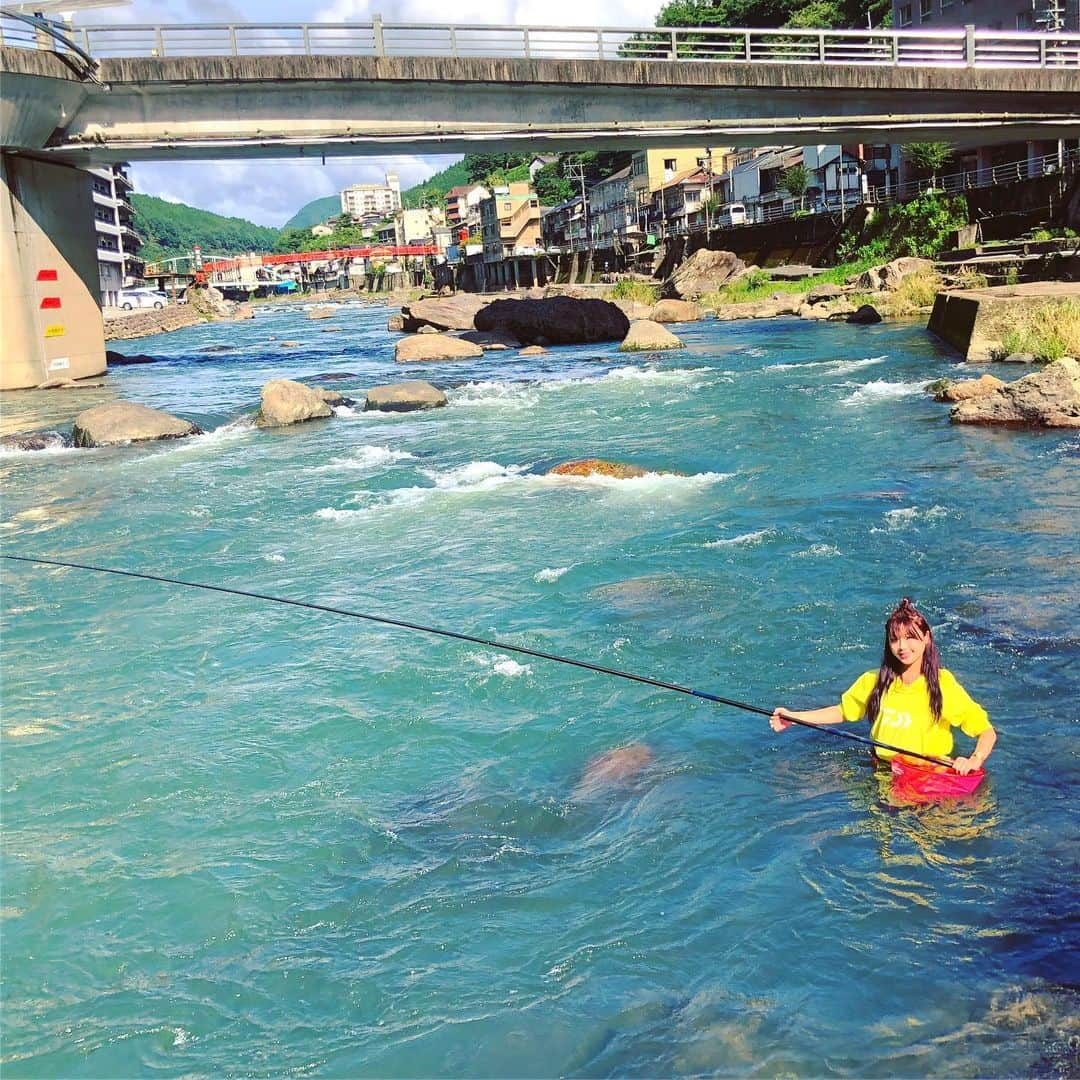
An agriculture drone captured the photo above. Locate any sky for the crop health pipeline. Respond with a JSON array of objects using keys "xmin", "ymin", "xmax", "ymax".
[{"xmin": 72, "ymin": 0, "xmax": 665, "ymax": 227}]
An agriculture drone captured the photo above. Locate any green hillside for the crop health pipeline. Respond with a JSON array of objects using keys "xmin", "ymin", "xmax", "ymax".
[
  {"xmin": 132, "ymin": 194, "xmax": 280, "ymax": 263},
  {"xmin": 282, "ymin": 194, "xmax": 342, "ymax": 231}
]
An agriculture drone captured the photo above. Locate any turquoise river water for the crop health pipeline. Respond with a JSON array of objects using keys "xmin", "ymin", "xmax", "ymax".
[{"xmin": 2, "ymin": 301, "xmax": 1078, "ymax": 1077}]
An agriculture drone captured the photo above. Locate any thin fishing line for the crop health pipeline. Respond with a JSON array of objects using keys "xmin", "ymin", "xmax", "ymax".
[{"xmin": 1, "ymin": 553, "xmax": 953, "ymax": 768}]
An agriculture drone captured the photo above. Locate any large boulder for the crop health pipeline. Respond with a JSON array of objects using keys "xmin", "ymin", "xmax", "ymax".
[
  {"xmin": 233, "ymin": 304, "xmax": 255, "ymax": 321},
  {"xmin": 401, "ymin": 294, "xmax": 490, "ymax": 332},
  {"xmin": 649, "ymin": 299, "xmax": 703, "ymax": 323},
  {"xmin": 307, "ymin": 306, "xmax": 335, "ymax": 320},
  {"xmin": 395, "ymin": 334, "xmax": 484, "ymax": 363},
  {"xmin": 72, "ymin": 402, "xmax": 203, "ymax": 447},
  {"xmin": 364, "ymin": 380, "xmax": 448, "ymax": 412},
  {"xmin": 105, "ymin": 350, "xmax": 158, "ymax": 366},
  {"xmin": 950, "ymin": 357, "xmax": 1080, "ymax": 427},
  {"xmin": 184, "ymin": 285, "xmax": 235, "ymax": 319},
  {"xmin": 474, "ymin": 297, "xmax": 629, "ymax": 345},
  {"xmin": 257, "ymin": 379, "xmax": 333, "ymax": 427},
  {"xmin": 661, "ymin": 249, "xmax": 746, "ymax": 301},
  {"xmin": 619, "ymin": 320, "xmax": 685, "ymax": 351},
  {"xmin": 852, "ymin": 257, "xmax": 935, "ymax": 292},
  {"xmin": 612, "ymin": 299, "xmax": 656, "ymax": 321}
]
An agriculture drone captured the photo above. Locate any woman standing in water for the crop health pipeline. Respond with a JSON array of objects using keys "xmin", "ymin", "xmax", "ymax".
[{"xmin": 770, "ymin": 598, "xmax": 997, "ymax": 774}]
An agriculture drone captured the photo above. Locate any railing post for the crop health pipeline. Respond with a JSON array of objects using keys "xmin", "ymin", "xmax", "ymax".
[
  {"xmin": 597, "ymin": 28, "xmax": 604, "ymax": 60},
  {"xmin": 965, "ymin": 23, "xmax": 975, "ymax": 66},
  {"xmin": 818, "ymin": 30, "xmax": 825, "ymax": 63},
  {"xmin": 522, "ymin": 27, "xmax": 529, "ymax": 59},
  {"xmin": 744, "ymin": 30, "xmax": 751, "ymax": 61},
  {"xmin": 891, "ymin": 31, "xmax": 898, "ymax": 65},
  {"xmin": 228, "ymin": 24, "xmax": 237, "ymax": 56},
  {"xmin": 669, "ymin": 28, "xmax": 677, "ymax": 59},
  {"xmin": 1039, "ymin": 34, "xmax": 1047, "ymax": 66},
  {"xmin": 302, "ymin": 24, "xmax": 310, "ymax": 55},
  {"xmin": 372, "ymin": 12, "xmax": 384, "ymax": 57},
  {"xmin": 449, "ymin": 25, "xmax": 458, "ymax": 58},
  {"xmin": 155, "ymin": 25, "xmax": 164, "ymax": 57}
]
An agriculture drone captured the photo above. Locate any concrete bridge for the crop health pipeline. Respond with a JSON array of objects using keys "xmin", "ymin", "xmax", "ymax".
[{"xmin": 1, "ymin": 19, "xmax": 1079, "ymax": 388}]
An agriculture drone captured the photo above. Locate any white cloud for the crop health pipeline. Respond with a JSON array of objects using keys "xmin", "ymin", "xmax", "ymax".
[{"xmin": 129, "ymin": 154, "xmax": 460, "ymax": 226}]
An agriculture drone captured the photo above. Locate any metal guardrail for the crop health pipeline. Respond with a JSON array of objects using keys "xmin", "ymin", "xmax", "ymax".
[{"xmin": 1, "ymin": 14, "xmax": 1078, "ymax": 68}]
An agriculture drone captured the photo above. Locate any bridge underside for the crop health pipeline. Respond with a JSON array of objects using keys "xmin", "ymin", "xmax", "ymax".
[{"xmin": 3, "ymin": 50, "xmax": 1079, "ymax": 163}]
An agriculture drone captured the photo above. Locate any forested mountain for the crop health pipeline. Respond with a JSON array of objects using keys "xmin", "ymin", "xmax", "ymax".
[
  {"xmin": 132, "ymin": 194, "xmax": 280, "ymax": 263},
  {"xmin": 283, "ymin": 195, "xmax": 341, "ymax": 230}
]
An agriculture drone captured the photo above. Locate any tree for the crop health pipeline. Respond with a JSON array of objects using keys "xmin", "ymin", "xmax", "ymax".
[
  {"xmin": 533, "ymin": 162, "xmax": 573, "ymax": 206},
  {"xmin": 780, "ymin": 164, "xmax": 810, "ymax": 210},
  {"xmin": 904, "ymin": 142, "xmax": 953, "ymax": 190}
]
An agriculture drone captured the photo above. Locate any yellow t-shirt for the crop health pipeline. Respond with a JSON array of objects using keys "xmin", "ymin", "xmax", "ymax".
[{"xmin": 841, "ymin": 668, "xmax": 990, "ymax": 760}]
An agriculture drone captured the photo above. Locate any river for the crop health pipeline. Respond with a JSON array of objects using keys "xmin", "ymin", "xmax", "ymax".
[{"xmin": 2, "ymin": 301, "xmax": 1077, "ymax": 1077}]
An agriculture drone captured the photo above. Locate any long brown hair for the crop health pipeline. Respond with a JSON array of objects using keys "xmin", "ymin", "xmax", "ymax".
[{"xmin": 865, "ymin": 598, "xmax": 944, "ymax": 725}]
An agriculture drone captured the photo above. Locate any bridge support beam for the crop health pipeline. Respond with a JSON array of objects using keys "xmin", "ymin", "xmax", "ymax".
[{"xmin": 1, "ymin": 155, "xmax": 105, "ymax": 390}]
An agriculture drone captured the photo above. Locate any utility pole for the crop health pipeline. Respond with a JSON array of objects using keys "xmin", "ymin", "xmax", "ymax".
[
  {"xmin": 566, "ymin": 161, "xmax": 588, "ymax": 251},
  {"xmin": 705, "ymin": 147, "xmax": 713, "ymax": 237}
]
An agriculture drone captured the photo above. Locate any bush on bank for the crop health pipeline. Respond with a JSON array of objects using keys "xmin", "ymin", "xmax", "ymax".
[{"xmin": 1000, "ymin": 299, "xmax": 1080, "ymax": 362}]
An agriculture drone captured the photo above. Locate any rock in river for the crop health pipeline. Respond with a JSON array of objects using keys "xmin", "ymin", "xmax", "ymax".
[
  {"xmin": 619, "ymin": 320, "xmax": 685, "ymax": 352},
  {"xmin": 257, "ymin": 379, "xmax": 333, "ymax": 427},
  {"xmin": 72, "ymin": 402, "xmax": 203, "ymax": 448},
  {"xmin": 950, "ymin": 357, "xmax": 1080, "ymax": 428},
  {"xmin": 475, "ymin": 296, "xmax": 629, "ymax": 345},
  {"xmin": 365, "ymin": 381, "xmax": 448, "ymax": 412},
  {"xmin": 395, "ymin": 334, "xmax": 484, "ymax": 363}
]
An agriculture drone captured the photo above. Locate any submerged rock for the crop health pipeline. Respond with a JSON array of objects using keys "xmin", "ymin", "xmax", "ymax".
[
  {"xmin": 72, "ymin": 402, "xmax": 203, "ymax": 447},
  {"xmin": 395, "ymin": 334, "xmax": 484, "ymax": 363},
  {"xmin": 105, "ymin": 350, "xmax": 158, "ymax": 366},
  {"xmin": 364, "ymin": 380, "xmax": 448, "ymax": 412},
  {"xmin": 257, "ymin": 379, "xmax": 333, "ymax": 427},
  {"xmin": 950, "ymin": 357, "xmax": 1080, "ymax": 427},
  {"xmin": 548, "ymin": 459, "xmax": 650, "ymax": 479},
  {"xmin": 573, "ymin": 744, "xmax": 654, "ymax": 798},
  {"xmin": 307, "ymin": 306, "xmax": 336, "ymax": 320},
  {"xmin": 0, "ymin": 431, "xmax": 70, "ymax": 451},
  {"xmin": 619, "ymin": 320, "xmax": 685, "ymax": 351}
]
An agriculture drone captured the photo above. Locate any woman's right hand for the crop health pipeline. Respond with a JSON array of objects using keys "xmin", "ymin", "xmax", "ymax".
[{"xmin": 770, "ymin": 709, "xmax": 794, "ymax": 732}]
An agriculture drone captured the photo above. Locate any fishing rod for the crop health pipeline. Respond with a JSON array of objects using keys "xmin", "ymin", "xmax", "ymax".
[{"xmin": 1, "ymin": 553, "xmax": 955, "ymax": 769}]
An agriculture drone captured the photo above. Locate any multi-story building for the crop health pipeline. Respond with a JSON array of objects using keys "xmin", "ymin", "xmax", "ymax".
[
  {"xmin": 444, "ymin": 184, "xmax": 489, "ymax": 230},
  {"xmin": 893, "ymin": 0, "xmax": 1076, "ymax": 30},
  {"xmin": 479, "ymin": 183, "xmax": 543, "ymax": 263},
  {"xmin": 340, "ymin": 172, "xmax": 401, "ymax": 221},
  {"xmin": 88, "ymin": 164, "xmax": 142, "ymax": 307},
  {"xmin": 540, "ymin": 193, "xmax": 585, "ymax": 253},
  {"xmin": 588, "ymin": 165, "xmax": 635, "ymax": 251}
]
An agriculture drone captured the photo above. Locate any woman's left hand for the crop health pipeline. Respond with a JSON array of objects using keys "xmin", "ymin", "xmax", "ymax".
[{"xmin": 952, "ymin": 756, "xmax": 982, "ymax": 775}]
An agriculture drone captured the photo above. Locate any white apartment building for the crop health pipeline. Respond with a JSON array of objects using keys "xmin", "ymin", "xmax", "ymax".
[
  {"xmin": 340, "ymin": 172, "xmax": 401, "ymax": 221},
  {"xmin": 88, "ymin": 164, "xmax": 142, "ymax": 307}
]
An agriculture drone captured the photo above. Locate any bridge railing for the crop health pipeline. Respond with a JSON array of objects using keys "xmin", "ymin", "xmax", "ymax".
[{"xmin": 2, "ymin": 15, "xmax": 1078, "ymax": 68}]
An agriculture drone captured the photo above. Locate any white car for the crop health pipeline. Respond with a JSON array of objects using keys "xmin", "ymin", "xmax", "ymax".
[{"xmin": 119, "ymin": 288, "xmax": 168, "ymax": 310}]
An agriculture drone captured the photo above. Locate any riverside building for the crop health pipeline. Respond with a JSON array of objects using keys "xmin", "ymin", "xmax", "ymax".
[{"xmin": 88, "ymin": 164, "xmax": 143, "ymax": 308}]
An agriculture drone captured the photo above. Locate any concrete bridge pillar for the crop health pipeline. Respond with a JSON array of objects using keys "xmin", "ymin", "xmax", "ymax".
[{"xmin": 1, "ymin": 156, "xmax": 106, "ymax": 390}]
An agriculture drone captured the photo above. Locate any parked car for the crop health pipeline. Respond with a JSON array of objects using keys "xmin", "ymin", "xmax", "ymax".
[{"xmin": 119, "ymin": 287, "xmax": 168, "ymax": 310}]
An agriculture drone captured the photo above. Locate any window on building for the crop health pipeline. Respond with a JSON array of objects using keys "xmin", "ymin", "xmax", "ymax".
[
  {"xmin": 919, "ymin": 0, "xmax": 932, "ymax": 19},
  {"xmin": 898, "ymin": 3, "xmax": 913, "ymax": 24},
  {"xmin": 664, "ymin": 158, "xmax": 676, "ymax": 171},
  {"xmin": 1015, "ymin": 9, "xmax": 1033, "ymax": 27}
]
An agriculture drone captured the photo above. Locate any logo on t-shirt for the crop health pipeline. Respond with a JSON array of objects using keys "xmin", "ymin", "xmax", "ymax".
[{"xmin": 879, "ymin": 707, "xmax": 912, "ymax": 730}]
